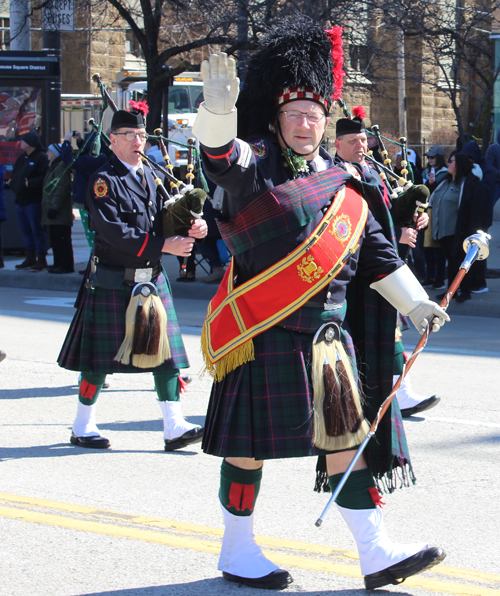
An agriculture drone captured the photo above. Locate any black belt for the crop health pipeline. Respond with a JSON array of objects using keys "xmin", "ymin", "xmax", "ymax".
[{"xmin": 89, "ymin": 257, "xmax": 162, "ymax": 289}]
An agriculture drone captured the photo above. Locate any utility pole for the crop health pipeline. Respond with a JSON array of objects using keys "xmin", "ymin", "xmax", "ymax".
[
  {"xmin": 42, "ymin": 2, "xmax": 63, "ymax": 145},
  {"xmin": 396, "ymin": 29, "xmax": 407, "ymax": 138}
]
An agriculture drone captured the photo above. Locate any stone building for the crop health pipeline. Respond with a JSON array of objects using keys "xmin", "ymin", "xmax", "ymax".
[{"xmin": 0, "ymin": 0, "xmax": 494, "ymax": 157}]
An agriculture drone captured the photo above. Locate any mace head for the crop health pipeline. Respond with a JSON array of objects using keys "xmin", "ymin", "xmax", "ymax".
[{"xmin": 463, "ymin": 231, "xmax": 491, "ymax": 261}]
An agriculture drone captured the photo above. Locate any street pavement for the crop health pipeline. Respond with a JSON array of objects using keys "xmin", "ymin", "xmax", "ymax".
[{"xmin": 1, "ymin": 213, "xmax": 500, "ymax": 595}]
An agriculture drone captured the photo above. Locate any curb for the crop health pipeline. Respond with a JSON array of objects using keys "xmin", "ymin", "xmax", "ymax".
[{"xmin": 0, "ymin": 268, "xmax": 220, "ymax": 301}]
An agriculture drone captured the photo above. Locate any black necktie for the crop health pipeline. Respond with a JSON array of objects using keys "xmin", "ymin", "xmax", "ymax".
[{"xmin": 137, "ymin": 167, "xmax": 147, "ymax": 189}]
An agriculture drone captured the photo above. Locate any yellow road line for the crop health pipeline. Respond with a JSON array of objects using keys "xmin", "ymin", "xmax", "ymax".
[{"xmin": 1, "ymin": 493, "xmax": 499, "ymax": 595}]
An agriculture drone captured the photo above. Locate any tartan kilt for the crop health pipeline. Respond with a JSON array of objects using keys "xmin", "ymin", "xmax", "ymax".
[
  {"xmin": 57, "ymin": 270, "xmax": 189, "ymax": 374},
  {"xmin": 202, "ymin": 305, "xmax": 357, "ymax": 460}
]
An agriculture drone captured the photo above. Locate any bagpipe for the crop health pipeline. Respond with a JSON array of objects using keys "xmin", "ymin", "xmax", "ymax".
[
  {"xmin": 336, "ymin": 100, "xmax": 428, "ymax": 231},
  {"xmin": 364, "ymin": 124, "xmax": 429, "ymax": 231},
  {"xmin": 90, "ymin": 72, "xmax": 207, "ymax": 239}
]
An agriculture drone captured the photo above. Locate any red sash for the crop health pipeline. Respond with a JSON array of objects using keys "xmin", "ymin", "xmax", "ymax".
[{"xmin": 201, "ymin": 186, "xmax": 368, "ymax": 380}]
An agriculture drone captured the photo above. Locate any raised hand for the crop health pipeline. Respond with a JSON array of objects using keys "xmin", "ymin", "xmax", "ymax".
[{"xmin": 201, "ymin": 53, "xmax": 240, "ymax": 115}]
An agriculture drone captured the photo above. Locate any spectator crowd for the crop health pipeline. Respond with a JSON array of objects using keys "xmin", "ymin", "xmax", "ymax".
[{"xmin": 2, "ymin": 125, "xmax": 499, "ymax": 296}]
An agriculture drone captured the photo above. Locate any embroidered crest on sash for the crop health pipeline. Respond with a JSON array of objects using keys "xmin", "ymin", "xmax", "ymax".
[
  {"xmin": 297, "ymin": 254, "xmax": 324, "ymax": 283},
  {"xmin": 94, "ymin": 178, "xmax": 108, "ymax": 198},
  {"xmin": 249, "ymin": 140, "xmax": 267, "ymax": 159},
  {"xmin": 330, "ymin": 214, "xmax": 352, "ymax": 244}
]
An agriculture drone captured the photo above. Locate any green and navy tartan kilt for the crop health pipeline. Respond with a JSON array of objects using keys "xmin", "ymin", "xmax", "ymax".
[
  {"xmin": 57, "ymin": 270, "xmax": 189, "ymax": 374},
  {"xmin": 202, "ymin": 305, "xmax": 358, "ymax": 460}
]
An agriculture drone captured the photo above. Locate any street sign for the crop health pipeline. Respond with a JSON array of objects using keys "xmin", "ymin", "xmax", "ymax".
[{"xmin": 42, "ymin": 0, "xmax": 75, "ymax": 32}]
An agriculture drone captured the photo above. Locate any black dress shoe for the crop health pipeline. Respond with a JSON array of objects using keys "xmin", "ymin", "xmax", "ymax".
[
  {"xmin": 364, "ymin": 546, "xmax": 446, "ymax": 590},
  {"xmin": 222, "ymin": 569, "xmax": 293, "ymax": 590},
  {"xmin": 70, "ymin": 432, "xmax": 110, "ymax": 449},
  {"xmin": 164, "ymin": 427, "xmax": 204, "ymax": 451},
  {"xmin": 401, "ymin": 395, "xmax": 441, "ymax": 418}
]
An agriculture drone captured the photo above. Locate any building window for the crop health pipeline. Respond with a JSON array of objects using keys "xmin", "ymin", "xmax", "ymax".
[
  {"xmin": 0, "ymin": 18, "xmax": 10, "ymax": 51},
  {"xmin": 125, "ymin": 29, "xmax": 143, "ymax": 59},
  {"xmin": 349, "ymin": 44, "xmax": 370, "ymax": 74}
]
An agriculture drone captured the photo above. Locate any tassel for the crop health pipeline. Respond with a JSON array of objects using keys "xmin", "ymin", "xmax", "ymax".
[
  {"xmin": 311, "ymin": 327, "xmax": 370, "ymax": 451},
  {"xmin": 132, "ymin": 293, "xmax": 170, "ymax": 368},
  {"xmin": 132, "ymin": 298, "xmax": 149, "ymax": 354},
  {"xmin": 114, "ymin": 292, "xmax": 141, "ymax": 365},
  {"xmin": 146, "ymin": 300, "xmax": 161, "ymax": 355},
  {"xmin": 116, "ymin": 283, "xmax": 171, "ymax": 368},
  {"xmin": 314, "ymin": 456, "xmax": 331, "ymax": 493},
  {"xmin": 323, "ymin": 361, "xmax": 345, "ymax": 436},
  {"xmin": 337, "ymin": 359, "xmax": 362, "ymax": 433}
]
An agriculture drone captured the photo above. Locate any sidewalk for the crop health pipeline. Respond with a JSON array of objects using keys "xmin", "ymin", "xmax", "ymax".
[
  {"xmin": 0, "ymin": 211, "xmax": 220, "ymax": 301},
  {"xmin": 1, "ymin": 212, "xmax": 500, "ymax": 318}
]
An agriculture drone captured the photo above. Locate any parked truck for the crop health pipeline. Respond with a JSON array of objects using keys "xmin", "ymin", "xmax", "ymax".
[{"xmin": 114, "ymin": 70, "xmax": 203, "ymax": 175}]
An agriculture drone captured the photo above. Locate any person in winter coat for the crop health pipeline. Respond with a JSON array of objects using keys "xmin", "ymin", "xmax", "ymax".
[
  {"xmin": 431, "ymin": 152, "xmax": 490, "ymax": 303},
  {"xmin": 422, "ymin": 145, "xmax": 448, "ymax": 290},
  {"xmin": 8, "ymin": 131, "xmax": 49, "ymax": 271},
  {"xmin": 42, "ymin": 143, "xmax": 74, "ymax": 273},
  {"xmin": 460, "ymin": 141, "xmax": 496, "ymax": 294},
  {"xmin": 0, "ymin": 162, "xmax": 6, "ymax": 268},
  {"xmin": 60, "ymin": 131, "xmax": 108, "ymax": 253}
]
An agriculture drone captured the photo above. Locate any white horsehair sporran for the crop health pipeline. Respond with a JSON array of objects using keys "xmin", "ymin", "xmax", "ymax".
[{"xmin": 312, "ymin": 322, "xmax": 369, "ymax": 451}]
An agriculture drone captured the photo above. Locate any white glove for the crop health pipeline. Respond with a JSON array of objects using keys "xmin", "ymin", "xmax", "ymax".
[
  {"xmin": 370, "ymin": 264, "xmax": 450, "ymax": 334},
  {"xmin": 201, "ymin": 53, "xmax": 240, "ymax": 115},
  {"xmin": 407, "ymin": 300, "xmax": 449, "ymax": 334}
]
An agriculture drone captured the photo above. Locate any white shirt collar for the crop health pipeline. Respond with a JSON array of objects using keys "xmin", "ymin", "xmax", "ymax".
[{"xmin": 116, "ymin": 156, "xmax": 143, "ymax": 175}]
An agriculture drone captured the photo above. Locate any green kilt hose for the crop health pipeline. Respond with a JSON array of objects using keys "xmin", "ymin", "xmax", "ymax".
[{"xmin": 58, "ymin": 269, "xmax": 189, "ymax": 374}]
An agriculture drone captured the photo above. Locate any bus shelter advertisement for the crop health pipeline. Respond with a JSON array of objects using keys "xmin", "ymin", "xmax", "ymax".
[{"xmin": 0, "ymin": 86, "xmax": 41, "ymax": 176}]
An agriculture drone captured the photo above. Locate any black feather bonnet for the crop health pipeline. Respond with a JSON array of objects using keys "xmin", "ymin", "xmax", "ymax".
[{"xmin": 237, "ymin": 14, "xmax": 344, "ymax": 139}]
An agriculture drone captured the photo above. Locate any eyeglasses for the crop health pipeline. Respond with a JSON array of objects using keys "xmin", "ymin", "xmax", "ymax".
[
  {"xmin": 113, "ymin": 131, "xmax": 148, "ymax": 141},
  {"xmin": 279, "ymin": 110, "xmax": 325, "ymax": 124}
]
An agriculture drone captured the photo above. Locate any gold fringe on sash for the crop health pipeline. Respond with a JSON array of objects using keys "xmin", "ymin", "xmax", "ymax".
[
  {"xmin": 311, "ymin": 323, "xmax": 369, "ymax": 451},
  {"xmin": 201, "ymin": 323, "xmax": 255, "ymax": 382},
  {"xmin": 114, "ymin": 282, "xmax": 171, "ymax": 368}
]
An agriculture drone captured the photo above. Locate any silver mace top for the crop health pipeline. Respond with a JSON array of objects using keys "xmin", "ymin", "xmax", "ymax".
[{"xmin": 462, "ymin": 231, "xmax": 491, "ymax": 271}]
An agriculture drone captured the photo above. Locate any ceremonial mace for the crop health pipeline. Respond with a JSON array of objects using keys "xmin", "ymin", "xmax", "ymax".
[{"xmin": 315, "ymin": 231, "xmax": 491, "ymax": 528}]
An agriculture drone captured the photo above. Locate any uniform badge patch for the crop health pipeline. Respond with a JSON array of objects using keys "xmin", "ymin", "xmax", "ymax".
[
  {"xmin": 94, "ymin": 178, "xmax": 108, "ymax": 198},
  {"xmin": 297, "ymin": 254, "xmax": 324, "ymax": 283},
  {"xmin": 330, "ymin": 215, "xmax": 352, "ymax": 244},
  {"xmin": 249, "ymin": 140, "xmax": 267, "ymax": 159}
]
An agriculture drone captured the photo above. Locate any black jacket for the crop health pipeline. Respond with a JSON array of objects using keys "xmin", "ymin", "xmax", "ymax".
[
  {"xmin": 87, "ymin": 154, "xmax": 166, "ymax": 269},
  {"xmin": 452, "ymin": 173, "xmax": 491, "ymax": 256},
  {"xmin": 9, "ymin": 147, "xmax": 49, "ymax": 206}
]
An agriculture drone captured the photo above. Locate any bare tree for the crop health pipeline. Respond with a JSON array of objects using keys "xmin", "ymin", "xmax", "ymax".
[
  {"xmin": 351, "ymin": 0, "xmax": 500, "ymax": 146},
  {"xmin": 16, "ymin": 0, "xmax": 500, "ymax": 144}
]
